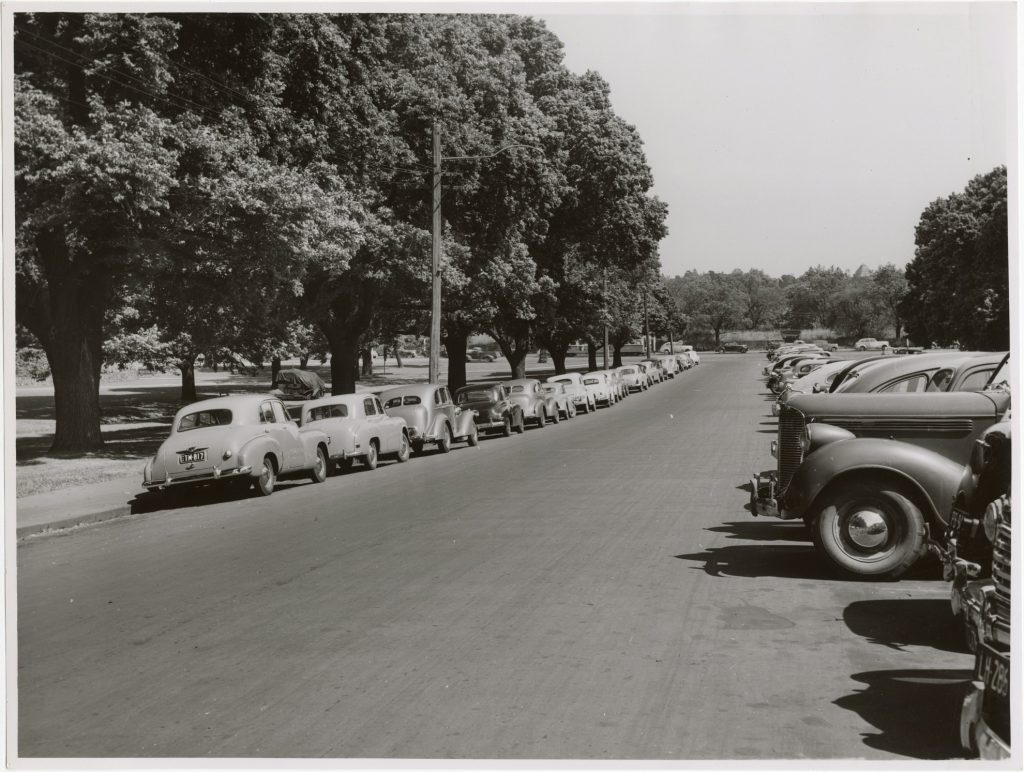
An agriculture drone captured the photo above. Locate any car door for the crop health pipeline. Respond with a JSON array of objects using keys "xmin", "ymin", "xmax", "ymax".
[{"xmin": 274, "ymin": 399, "xmax": 307, "ymax": 469}]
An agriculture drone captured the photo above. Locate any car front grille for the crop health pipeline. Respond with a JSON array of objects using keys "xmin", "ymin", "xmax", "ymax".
[
  {"xmin": 777, "ymin": 406, "xmax": 806, "ymax": 496},
  {"xmin": 991, "ymin": 518, "xmax": 1011, "ymax": 645}
]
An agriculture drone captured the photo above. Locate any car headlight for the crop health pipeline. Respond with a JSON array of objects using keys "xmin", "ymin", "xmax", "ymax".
[
  {"xmin": 223, "ymin": 449, "xmax": 233, "ymax": 460},
  {"xmin": 799, "ymin": 426, "xmax": 811, "ymax": 454},
  {"xmin": 982, "ymin": 496, "xmax": 1006, "ymax": 543}
]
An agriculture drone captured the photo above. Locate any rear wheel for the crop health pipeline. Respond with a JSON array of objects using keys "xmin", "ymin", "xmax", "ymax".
[
  {"xmin": 502, "ymin": 417, "xmax": 512, "ymax": 437},
  {"xmin": 364, "ymin": 441, "xmax": 379, "ymax": 470},
  {"xmin": 309, "ymin": 446, "xmax": 328, "ymax": 483},
  {"xmin": 515, "ymin": 414, "xmax": 525, "ymax": 434},
  {"xmin": 437, "ymin": 425, "xmax": 452, "ymax": 453},
  {"xmin": 255, "ymin": 456, "xmax": 276, "ymax": 497},
  {"xmin": 552, "ymin": 406, "xmax": 560, "ymax": 423},
  {"xmin": 536, "ymin": 408, "xmax": 546, "ymax": 428},
  {"xmin": 467, "ymin": 425, "xmax": 479, "ymax": 446},
  {"xmin": 396, "ymin": 433, "xmax": 411, "ymax": 462},
  {"xmin": 811, "ymin": 480, "xmax": 927, "ymax": 579}
]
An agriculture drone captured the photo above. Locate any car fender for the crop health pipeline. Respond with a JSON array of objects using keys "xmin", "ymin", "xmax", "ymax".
[
  {"xmin": 237, "ymin": 435, "xmax": 284, "ymax": 476},
  {"xmin": 300, "ymin": 429, "xmax": 329, "ymax": 464},
  {"xmin": 427, "ymin": 413, "xmax": 448, "ymax": 441},
  {"xmin": 455, "ymin": 410, "xmax": 476, "ymax": 438},
  {"xmin": 785, "ymin": 437, "xmax": 964, "ymax": 527}
]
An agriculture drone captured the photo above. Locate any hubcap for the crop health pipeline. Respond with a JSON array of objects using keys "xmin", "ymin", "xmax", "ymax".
[{"xmin": 848, "ymin": 510, "xmax": 889, "ymax": 549}]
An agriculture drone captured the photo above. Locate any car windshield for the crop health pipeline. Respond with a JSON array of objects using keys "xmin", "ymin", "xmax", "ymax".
[
  {"xmin": 985, "ymin": 355, "xmax": 1010, "ymax": 392},
  {"xmin": 458, "ymin": 390, "xmax": 492, "ymax": 403},
  {"xmin": 552, "ymin": 378, "xmax": 571, "ymax": 384},
  {"xmin": 511, "ymin": 385, "xmax": 525, "ymax": 393},
  {"xmin": 177, "ymin": 409, "xmax": 232, "ymax": 432},
  {"xmin": 385, "ymin": 395, "xmax": 421, "ymax": 408}
]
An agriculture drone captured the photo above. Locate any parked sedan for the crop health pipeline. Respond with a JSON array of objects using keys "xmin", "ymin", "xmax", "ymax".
[
  {"xmin": 454, "ymin": 383, "xmax": 525, "ymax": 436},
  {"xmin": 380, "ymin": 384, "xmax": 478, "ymax": 453},
  {"xmin": 718, "ymin": 342, "xmax": 749, "ymax": 353},
  {"xmin": 582, "ymin": 371, "xmax": 616, "ymax": 407},
  {"xmin": 143, "ymin": 394, "xmax": 330, "ymax": 497},
  {"xmin": 540, "ymin": 382, "xmax": 577, "ymax": 420},
  {"xmin": 639, "ymin": 359, "xmax": 664, "ymax": 383},
  {"xmin": 854, "ymin": 337, "xmax": 891, "ymax": 351},
  {"xmin": 465, "ymin": 349, "xmax": 498, "ymax": 362},
  {"xmin": 291, "ymin": 394, "xmax": 410, "ymax": 472},
  {"xmin": 546, "ymin": 372, "xmax": 596, "ymax": 414},
  {"xmin": 503, "ymin": 378, "xmax": 559, "ymax": 426},
  {"xmin": 615, "ymin": 365, "xmax": 648, "ymax": 393}
]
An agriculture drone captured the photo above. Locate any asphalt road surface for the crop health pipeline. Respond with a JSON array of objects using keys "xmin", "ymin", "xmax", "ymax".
[{"xmin": 16, "ymin": 354, "xmax": 974, "ymax": 760}]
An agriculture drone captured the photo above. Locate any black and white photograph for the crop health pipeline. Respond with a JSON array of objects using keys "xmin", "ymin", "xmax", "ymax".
[{"xmin": 4, "ymin": 1, "xmax": 1019, "ymax": 767}]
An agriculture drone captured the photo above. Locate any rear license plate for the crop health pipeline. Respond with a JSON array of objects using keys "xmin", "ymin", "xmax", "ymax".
[
  {"xmin": 178, "ymin": 451, "xmax": 206, "ymax": 464},
  {"xmin": 976, "ymin": 643, "xmax": 1010, "ymax": 699}
]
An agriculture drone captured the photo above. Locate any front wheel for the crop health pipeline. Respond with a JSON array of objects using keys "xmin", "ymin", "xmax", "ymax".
[
  {"xmin": 467, "ymin": 425, "xmax": 479, "ymax": 446},
  {"xmin": 255, "ymin": 456, "xmax": 276, "ymax": 497},
  {"xmin": 515, "ymin": 414, "xmax": 525, "ymax": 434},
  {"xmin": 552, "ymin": 406, "xmax": 560, "ymax": 424},
  {"xmin": 437, "ymin": 425, "xmax": 452, "ymax": 453},
  {"xmin": 811, "ymin": 481, "xmax": 927, "ymax": 578},
  {"xmin": 396, "ymin": 433, "xmax": 411, "ymax": 462},
  {"xmin": 502, "ymin": 416, "xmax": 512, "ymax": 437},
  {"xmin": 536, "ymin": 408, "xmax": 546, "ymax": 428},
  {"xmin": 309, "ymin": 446, "xmax": 328, "ymax": 483},
  {"xmin": 363, "ymin": 441, "xmax": 379, "ymax": 470}
]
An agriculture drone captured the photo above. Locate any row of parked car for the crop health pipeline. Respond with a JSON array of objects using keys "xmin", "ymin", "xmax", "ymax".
[
  {"xmin": 141, "ymin": 352, "xmax": 699, "ymax": 499},
  {"xmin": 748, "ymin": 345, "xmax": 1012, "ymax": 759}
]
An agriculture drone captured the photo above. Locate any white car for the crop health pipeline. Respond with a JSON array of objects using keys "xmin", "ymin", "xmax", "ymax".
[
  {"xmin": 854, "ymin": 337, "xmax": 891, "ymax": 351},
  {"xmin": 289, "ymin": 393, "xmax": 410, "ymax": 471},
  {"xmin": 615, "ymin": 365, "xmax": 648, "ymax": 392},
  {"xmin": 547, "ymin": 372, "xmax": 597, "ymax": 413},
  {"xmin": 582, "ymin": 371, "xmax": 616, "ymax": 407},
  {"xmin": 639, "ymin": 359, "xmax": 664, "ymax": 383}
]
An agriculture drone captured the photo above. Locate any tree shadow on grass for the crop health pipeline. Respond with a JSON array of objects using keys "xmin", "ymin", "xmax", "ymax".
[
  {"xmin": 834, "ymin": 668, "xmax": 972, "ymax": 759},
  {"xmin": 16, "ymin": 425, "xmax": 170, "ymax": 463}
]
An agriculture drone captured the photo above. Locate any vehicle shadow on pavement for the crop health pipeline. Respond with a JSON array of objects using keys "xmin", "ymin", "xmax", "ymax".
[
  {"xmin": 129, "ymin": 480, "xmax": 309, "ymax": 516},
  {"xmin": 843, "ymin": 599, "xmax": 968, "ymax": 653},
  {"xmin": 705, "ymin": 521, "xmax": 811, "ymax": 542},
  {"xmin": 674, "ymin": 544, "xmax": 824, "ymax": 579},
  {"xmin": 833, "ymin": 668, "xmax": 971, "ymax": 759}
]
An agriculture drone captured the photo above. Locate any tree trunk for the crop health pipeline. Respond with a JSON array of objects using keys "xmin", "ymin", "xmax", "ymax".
[
  {"xmin": 271, "ymin": 357, "xmax": 282, "ymax": 384},
  {"xmin": 179, "ymin": 357, "xmax": 197, "ymax": 403},
  {"xmin": 612, "ymin": 345, "xmax": 623, "ymax": 368},
  {"xmin": 549, "ymin": 343, "xmax": 569, "ymax": 375},
  {"xmin": 47, "ymin": 331, "xmax": 104, "ymax": 452},
  {"xmin": 299, "ymin": 354, "xmax": 309, "ymax": 369},
  {"xmin": 360, "ymin": 348, "xmax": 373, "ymax": 377},
  {"xmin": 587, "ymin": 342, "xmax": 598, "ymax": 371},
  {"xmin": 445, "ymin": 328, "xmax": 469, "ymax": 391},
  {"xmin": 507, "ymin": 351, "xmax": 527, "ymax": 379},
  {"xmin": 329, "ymin": 336, "xmax": 360, "ymax": 395}
]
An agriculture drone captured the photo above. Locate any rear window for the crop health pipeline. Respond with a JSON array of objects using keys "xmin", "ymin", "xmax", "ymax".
[
  {"xmin": 620, "ymin": 368, "xmax": 635, "ymax": 374},
  {"xmin": 385, "ymin": 395, "xmax": 421, "ymax": 408},
  {"xmin": 458, "ymin": 390, "xmax": 493, "ymax": 403},
  {"xmin": 307, "ymin": 404, "xmax": 347, "ymax": 422},
  {"xmin": 583, "ymin": 378, "xmax": 599, "ymax": 385},
  {"xmin": 178, "ymin": 409, "xmax": 232, "ymax": 432},
  {"xmin": 511, "ymin": 385, "xmax": 525, "ymax": 393}
]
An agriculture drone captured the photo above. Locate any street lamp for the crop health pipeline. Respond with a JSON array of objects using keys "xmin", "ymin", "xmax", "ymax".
[{"xmin": 428, "ymin": 121, "xmax": 541, "ymax": 384}]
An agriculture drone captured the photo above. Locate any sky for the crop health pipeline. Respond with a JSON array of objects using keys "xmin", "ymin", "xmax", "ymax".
[{"xmin": 538, "ymin": 3, "xmax": 1016, "ymax": 279}]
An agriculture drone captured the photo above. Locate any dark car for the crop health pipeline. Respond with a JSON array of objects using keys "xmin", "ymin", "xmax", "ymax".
[
  {"xmin": 272, "ymin": 368, "xmax": 327, "ymax": 400},
  {"xmin": 750, "ymin": 385, "xmax": 1011, "ymax": 578},
  {"xmin": 454, "ymin": 383, "xmax": 524, "ymax": 436},
  {"xmin": 465, "ymin": 349, "xmax": 498, "ymax": 363},
  {"xmin": 718, "ymin": 342, "xmax": 748, "ymax": 353}
]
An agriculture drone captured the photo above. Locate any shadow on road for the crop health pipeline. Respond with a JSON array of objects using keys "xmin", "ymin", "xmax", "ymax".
[
  {"xmin": 843, "ymin": 599, "xmax": 967, "ymax": 653},
  {"xmin": 705, "ymin": 520, "xmax": 811, "ymax": 543},
  {"xmin": 674, "ymin": 544, "xmax": 824, "ymax": 579},
  {"xmin": 129, "ymin": 478, "xmax": 311, "ymax": 516},
  {"xmin": 834, "ymin": 668, "xmax": 971, "ymax": 759}
]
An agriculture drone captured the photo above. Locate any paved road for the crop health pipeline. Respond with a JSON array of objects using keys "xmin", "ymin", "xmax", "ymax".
[{"xmin": 16, "ymin": 355, "xmax": 973, "ymax": 760}]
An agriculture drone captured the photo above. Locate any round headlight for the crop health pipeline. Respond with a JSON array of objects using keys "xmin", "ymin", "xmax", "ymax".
[
  {"xmin": 223, "ymin": 449, "xmax": 233, "ymax": 460},
  {"xmin": 982, "ymin": 496, "xmax": 1005, "ymax": 543}
]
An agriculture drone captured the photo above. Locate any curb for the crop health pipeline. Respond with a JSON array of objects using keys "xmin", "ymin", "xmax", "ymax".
[{"xmin": 17, "ymin": 503, "xmax": 134, "ymax": 539}]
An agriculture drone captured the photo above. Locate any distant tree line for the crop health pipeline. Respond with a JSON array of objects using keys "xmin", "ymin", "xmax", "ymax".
[
  {"xmin": 661, "ymin": 165, "xmax": 1008, "ymax": 350},
  {"xmin": 14, "ymin": 13, "xmax": 668, "ymax": 452}
]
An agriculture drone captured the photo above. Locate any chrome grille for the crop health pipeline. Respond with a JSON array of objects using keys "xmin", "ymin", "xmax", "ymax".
[
  {"xmin": 991, "ymin": 520, "xmax": 1011, "ymax": 643},
  {"xmin": 777, "ymin": 406, "xmax": 806, "ymax": 495}
]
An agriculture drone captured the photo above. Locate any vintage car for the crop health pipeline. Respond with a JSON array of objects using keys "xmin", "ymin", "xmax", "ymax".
[
  {"xmin": 750, "ymin": 385, "xmax": 1011, "ymax": 578},
  {"xmin": 454, "ymin": 383, "xmax": 526, "ymax": 436},
  {"xmin": 854, "ymin": 337, "xmax": 891, "ymax": 351},
  {"xmin": 582, "ymin": 371, "xmax": 616, "ymax": 407},
  {"xmin": 290, "ymin": 394, "xmax": 410, "ymax": 472},
  {"xmin": 763, "ymin": 348, "xmax": 826, "ymax": 375},
  {"xmin": 718, "ymin": 342, "xmax": 748, "ymax": 353},
  {"xmin": 832, "ymin": 351, "xmax": 1004, "ymax": 394},
  {"xmin": 956, "ymin": 494, "xmax": 1011, "ymax": 759},
  {"xmin": 813, "ymin": 339, "xmax": 839, "ymax": 352},
  {"xmin": 654, "ymin": 355, "xmax": 680, "ymax": 377},
  {"xmin": 272, "ymin": 368, "xmax": 327, "ymax": 400},
  {"xmin": 143, "ymin": 394, "xmax": 330, "ymax": 497},
  {"xmin": 615, "ymin": 365, "xmax": 648, "ymax": 393},
  {"xmin": 638, "ymin": 359, "xmax": 664, "ymax": 383},
  {"xmin": 546, "ymin": 372, "xmax": 597, "ymax": 414},
  {"xmin": 680, "ymin": 347, "xmax": 700, "ymax": 366},
  {"xmin": 768, "ymin": 357, "xmax": 833, "ymax": 394},
  {"xmin": 465, "ymin": 348, "xmax": 498, "ymax": 363},
  {"xmin": 603, "ymin": 369, "xmax": 629, "ymax": 399},
  {"xmin": 503, "ymin": 378, "xmax": 560, "ymax": 426},
  {"xmin": 770, "ymin": 358, "xmax": 854, "ymax": 416},
  {"xmin": 540, "ymin": 382, "xmax": 577, "ymax": 420},
  {"xmin": 379, "ymin": 384, "xmax": 478, "ymax": 453}
]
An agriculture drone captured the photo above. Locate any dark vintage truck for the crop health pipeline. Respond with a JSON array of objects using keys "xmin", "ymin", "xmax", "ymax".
[{"xmin": 750, "ymin": 383, "xmax": 1010, "ymax": 578}]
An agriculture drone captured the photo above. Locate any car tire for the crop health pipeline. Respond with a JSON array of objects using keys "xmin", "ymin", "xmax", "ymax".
[
  {"xmin": 536, "ymin": 408, "xmax": 546, "ymax": 428},
  {"xmin": 551, "ymin": 407, "xmax": 560, "ymax": 424},
  {"xmin": 255, "ymin": 455, "xmax": 276, "ymax": 497},
  {"xmin": 363, "ymin": 441, "xmax": 379, "ymax": 470},
  {"xmin": 515, "ymin": 415, "xmax": 525, "ymax": 434},
  {"xmin": 467, "ymin": 425, "xmax": 479, "ymax": 446},
  {"xmin": 309, "ymin": 446, "xmax": 328, "ymax": 483},
  {"xmin": 857, "ymin": 345, "xmax": 866, "ymax": 351},
  {"xmin": 811, "ymin": 480, "xmax": 927, "ymax": 579},
  {"xmin": 502, "ymin": 417, "xmax": 512, "ymax": 437},
  {"xmin": 396, "ymin": 433, "xmax": 411, "ymax": 462},
  {"xmin": 437, "ymin": 425, "xmax": 452, "ymax": 453}
]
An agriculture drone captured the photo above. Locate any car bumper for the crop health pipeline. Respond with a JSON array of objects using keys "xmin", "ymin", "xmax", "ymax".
[
  {"xmin": 474, "ymin": 417, "xmax": 507, "ymax": 430},
  {"xmin": 144, "ymin": 465, "xmax": 253, "ymax": 489},
  {"xmin": 961, "ymin": 682, "xmax": 1011, "ymax": 759},
  {"xmin": 749, "ymin": 472, "xmax": 800, "ymax": 520}
]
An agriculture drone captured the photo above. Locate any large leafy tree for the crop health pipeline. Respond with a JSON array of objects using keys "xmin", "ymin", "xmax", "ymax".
[
  {"xmin": 872, "ymin": 263, "xmax": 910, "ymax": 342},
  {"xmin": 902, "ymin": 166, "xmax": 1008, "ymax": 349}
]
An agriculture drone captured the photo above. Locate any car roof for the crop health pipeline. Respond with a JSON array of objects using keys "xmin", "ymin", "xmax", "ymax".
[
  {"xmin": 172, "ymin": 393, "xmax": 277, "ymax": 421},
  {"xmin": 547, "ymin": 373, "xmax": 581, "ymax": 382},
  {"xmin": 837, "ymin": 351, "xmax": 982, "ymax": 391},
  {"xmin": 379, "ymin": 384, "xmax": 440, "ymax": 398},
  {"xmin": 300, "ymin": 394, "xmax": 366, "ymax": 411},
  {"xmin": 502, "ymin": 378, "xmax": 540, "ymax": 387}
]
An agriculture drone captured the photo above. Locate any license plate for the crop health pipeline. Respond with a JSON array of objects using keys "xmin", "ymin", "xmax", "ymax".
[
  {"xmin": 976, "ymin": 643, "xmax": 1010, "ymax": 699},
  {"xmin": 178, "ymin": 451, "xmax": 206, "ymax": 464}
]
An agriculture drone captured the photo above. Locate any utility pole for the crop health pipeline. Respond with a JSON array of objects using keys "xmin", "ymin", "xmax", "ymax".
[
  {"xmin": 602, "ymin": 269, "xmax": 609, "ymax": 370},
  {"xmin": 429, "ymin": 122, "xmax": 442, "ymax": 384},
  {"xmin": 643, "ymin": 288, "xmax": 650, "ymax": 358}
]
